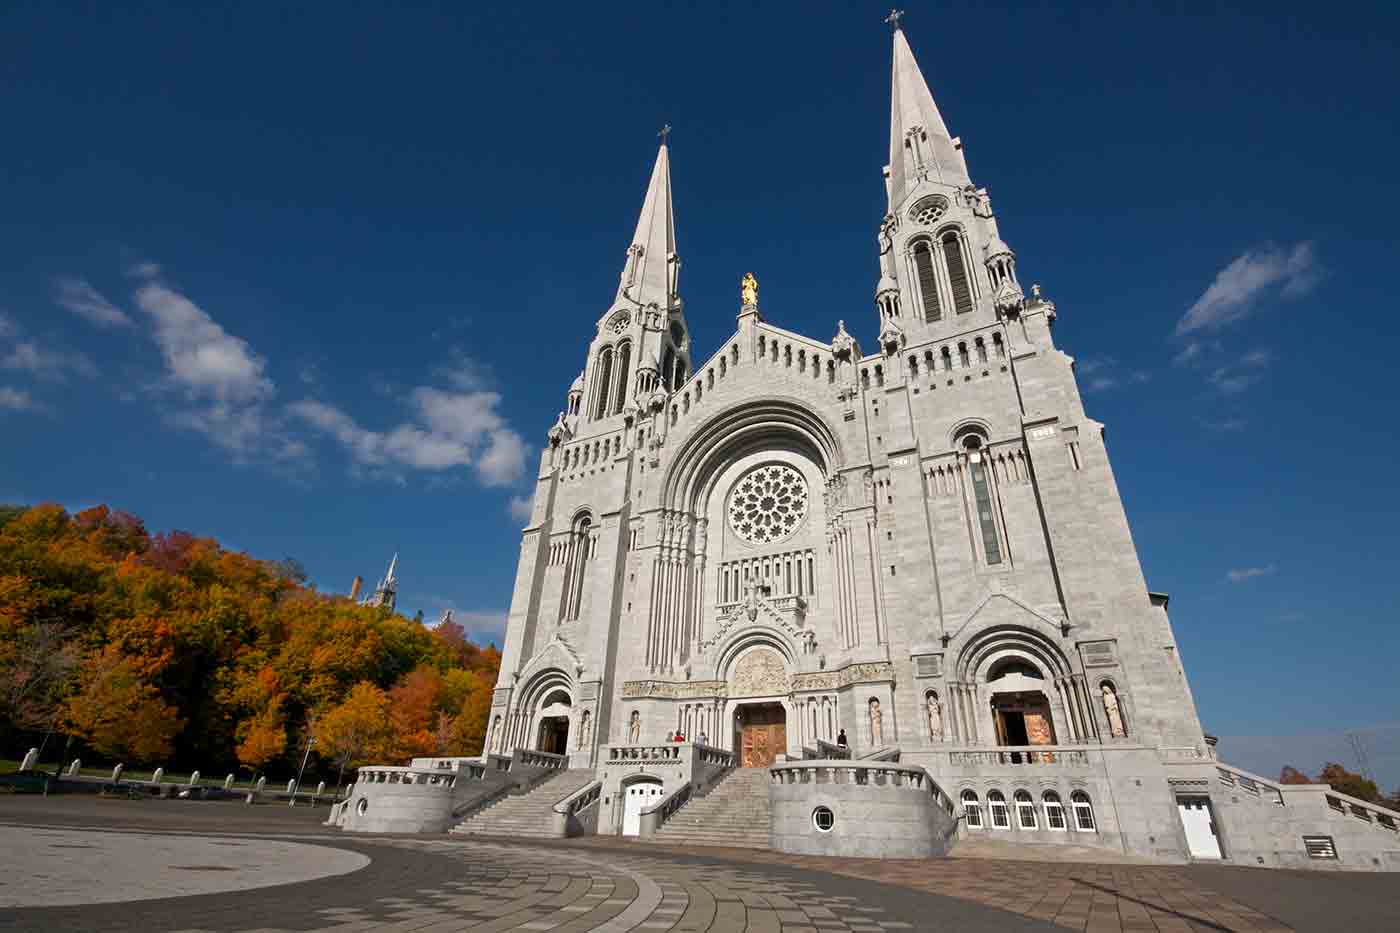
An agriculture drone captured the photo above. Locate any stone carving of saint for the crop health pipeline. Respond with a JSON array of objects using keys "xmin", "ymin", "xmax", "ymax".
[
  {"xmin": 487, "ymin": 715, "xmax": 501, "ymax": 754},
  {"xmin": 868, "ymin": 698, "xmax": 884, "ymax": 748},
  {"xmin": 877, "ymin": 213, "xmax": 896, "ymax": 254},
  {"xmin": 628, "ymin": 711, "xmax": 641, "ymax": 744},
  {"xmin": 1102, "ymin": 683, "xmax": 1126, "ymax": 738},
  {"xmin": 577, "ymin": 710, "xmax": 591, "ymax": 749},
  {"xmin": 740, "ymin": 272, "xmax": 759, "ymax": 306},
  {"xmin": 926, "ymin": 693, "xmax": 942, "ymax": 742}
]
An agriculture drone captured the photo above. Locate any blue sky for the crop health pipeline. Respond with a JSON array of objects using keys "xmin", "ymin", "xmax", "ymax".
[{"xmin": 2, "ymin": 2, "xmax": 1397, "ymax": 787}]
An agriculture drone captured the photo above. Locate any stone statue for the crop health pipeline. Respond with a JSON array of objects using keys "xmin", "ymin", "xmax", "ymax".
[
  {"xmin": 577, "ymin": 710, "xmax": 591, "ymax": 749},
  {"xmin": 1102, "ymin": 684, "xmax": 1126, "ymax": 737},
  {"xmin": 487, "ymin": 715, "xmax": 501, "ymax": 754},
  {"xmin": 878, "ymin": 213, "xmax": 896, "ymax": 254},
  {"xmin": 628, "ymin": 711, "xmax": 641, "ymax": 743},
  {"xmin": 926, "ymin": 693, "xmax": 942, "ymax": 741},
  {"xmin": 868, "ymin": 698, "xmax": 884, "ymax": 748},
  {"xmin": 740, "ymin": 272, "xmax": 759, "ymax": 306}
]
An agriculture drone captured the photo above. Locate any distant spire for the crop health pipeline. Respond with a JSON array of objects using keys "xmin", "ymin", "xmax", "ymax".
[
  {"xmin": 887, "ymin": 25, "xmax": 969, "ymax": 210},
  {"xmin": 363, "ymin": 552, "xmax": 398, "ymax": 611},
  {"xmin": 614, "ymin": 137, "xmax": 679, "ymax": 309},
  {"xmin": 384, "ymin": 552, "xmax": 397, "ymax": 586}
]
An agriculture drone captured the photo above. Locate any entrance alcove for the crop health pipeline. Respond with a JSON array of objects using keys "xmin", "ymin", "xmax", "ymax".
[
  {"xmin": 987, "ymin": 658, "xmax": 1056, "ymax": 748},
  {"xmin": 535, "ymin": 689, "xmax": 573, "ymax": 755},
  {"xmin": 722, "ymin": 644, "xmax": 793, "ymax": 766}
]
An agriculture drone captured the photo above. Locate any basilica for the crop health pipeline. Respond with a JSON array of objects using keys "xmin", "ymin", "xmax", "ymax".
[{"xmin": 339, "ymin": 21, "xmax": 1399, "ymax": 872}]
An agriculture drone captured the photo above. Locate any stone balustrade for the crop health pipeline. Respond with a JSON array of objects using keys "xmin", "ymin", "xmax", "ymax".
[
  {"xmin": 516, "ymin": 749, "xmax": 567, "ymax": 770},
  {"xmin": 356, "ymin": 766, "xmax": 461, "ymax": 788},
  {"xmin": 551, "ymin": 780, "xmax": 603, "ymax": 837},
  {"xmin": 944, "ymin": 746, "xmax": 1092, "ymax": 767}
]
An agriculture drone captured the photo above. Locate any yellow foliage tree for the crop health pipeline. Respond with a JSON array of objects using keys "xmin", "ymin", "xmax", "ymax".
[
  {"xmin": 318, "ymin": 681, "xmax": 393, "ymax": 783},
  {"xmin": 62, "ymin": 646, "xmax": 183, "ymax": 763},
  {"xmin": 236, "ymin": 705, "xmax": 287, "ymax": 773}
]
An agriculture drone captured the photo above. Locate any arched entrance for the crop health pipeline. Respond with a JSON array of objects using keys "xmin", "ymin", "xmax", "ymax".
[
  {"xmin": 535, "ymin": 688, "xmax": 572, "ymax": 755},
  {"xmin": 987, "ymin": 659, "xmax": 1056, "ymax": 753},
  {"xmin": 735, "ymin": 703, "xmax": 786, "ymax": 767},
  {"xmin": 621, "ymin": 776, "xmax": 663, "ymax": 836}
]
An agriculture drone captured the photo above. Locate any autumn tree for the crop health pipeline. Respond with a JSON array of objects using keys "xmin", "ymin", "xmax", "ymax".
[
  {"xmin": 1278, "ymin": 766, "xmax": 1312, "ymax": 785},
  {"xmin": 236, "ymin": 704, "xmax": 287, "ymax": 774},
  {"xmin": 318, "ymin": 681, "xmax": 393, "ymax": 786},
  {"xmin": 449, "ymin": 677, "xmax": 494, "ymax": 756},
  {"xmin": 63, "ymin": 647, "xmax": 183, "ymax": 763},
  {"xmin": 1318, "ymin": 762, "xmax": 1381, "ymax": 802},
  {"xmin": 388, "ymin": 665, "xmax": 443, "ymax": 760}
]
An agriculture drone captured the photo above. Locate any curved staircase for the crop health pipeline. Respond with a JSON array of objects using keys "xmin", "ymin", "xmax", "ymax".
[
  {"xmin": 644, "ymin": 767, "xmax": 771, "ymax": 850},
  {"xmin": 450, "ymin": 768, "xmax": 595, "ymax": 839}
]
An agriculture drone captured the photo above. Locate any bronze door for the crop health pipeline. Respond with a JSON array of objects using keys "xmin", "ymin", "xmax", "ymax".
[{"xmin": 739, "ymin": 705, "xmax": 786, "ymax": 767}]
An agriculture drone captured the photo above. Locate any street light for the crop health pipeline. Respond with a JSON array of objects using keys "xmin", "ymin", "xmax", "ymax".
[{"xmin": 289, "ymin": 735, "xmax": 316, "ymax": 808}]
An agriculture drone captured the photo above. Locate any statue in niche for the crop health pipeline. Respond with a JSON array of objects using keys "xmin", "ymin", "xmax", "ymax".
[
  {"xmin": 877, "ymin": 213, "xmax": 896, "ymax": 254},
  {"xmin": 1102, "ymin": 683, "xmax": 1126, "ymax": 737},
  {"xmin": 628, "ymin": 711, "xmax": 641, "ymax": 744},
  {"xmin": 926, "ymin": 693, "xmax": 942, "ymax": 742},
  {"xmin": 868, "ymin": 698, "xmax": 884, "ymax": 748},
  {"xmin": 487, "ymin": 715, "xmax": 501, "ymax": 754},
  {"xmin": 740, "ymin": 272, "xmax": 759, "ymax": 306},
  {"xmin": 577, "ymin": 710, "xmax": 591, "ymax": 749}
]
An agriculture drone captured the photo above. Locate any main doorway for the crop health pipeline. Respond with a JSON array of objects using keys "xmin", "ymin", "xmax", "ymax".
[
  {"xmin": 992, "ymin": 692, "xmax": 1056, "ymax": 746},
  {"xmin": 736, "ymin": 703, "xmax": 786, "ymax": 767},
  {"xmin": 1177, "ymin": 796, "xmax": 1223, "ymax": 859},
  {"xmin": 622, "ymin": 778, "xmax": 663, "ymax": 836},
  {"xmin": 537, "ymin": 716, "xmax": 569, "ymax": 755}
]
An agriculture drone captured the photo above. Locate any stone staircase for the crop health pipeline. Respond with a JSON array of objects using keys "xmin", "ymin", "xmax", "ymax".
[
  {"xmin": 644, "ymin": 767, "xmax": 771, "ymax": 850},
  {"xmin": 451, "ymin": 768, "xmax": 595, "ymax": 839}
]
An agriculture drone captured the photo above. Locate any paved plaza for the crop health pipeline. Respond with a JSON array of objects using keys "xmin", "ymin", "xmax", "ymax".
[{"xmin": 0, "ymin": 798, "xmax": 1395, "ymax": 932}]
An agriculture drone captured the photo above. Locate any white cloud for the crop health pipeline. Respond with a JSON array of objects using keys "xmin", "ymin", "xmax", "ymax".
[
  {"xmin": 1176, "ymin": 242, "xmax": 1320, "ymax": 336},
  {"xmin": 1078, "ymin": 356, "xmax": 1151, "ymax": 394},
  {"xmin": 1207, "ymin": 347, "xmax": 1273, "ymax": 394},
  {"xmin": 54, "ymin": 277, "xmax": 133, "ymax": 328},
  {"xmin": 508, "ymin": 494, "xmax": 533, "ymax": 521},
  {"xmin": 1226, "ymin": 564, "xmax": 1276, "ymax": 583},
  {"xmin": 1, "ymin": 339, "xmax": 97, "ymax": 381},
  {"xmin": 290, "ymin": 386, "xmax": 529, "ymax": 487},
  {"xmin": 0, "ymin": 387, "xmax": 41, "ymax": 412},
  {"xmin": 134, "ymin": 281, "xmax": 273, "ymax": 404}
]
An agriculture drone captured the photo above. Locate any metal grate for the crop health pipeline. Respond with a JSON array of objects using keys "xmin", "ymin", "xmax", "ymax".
[{"xmin": 1303, "ymin": 835, "xmax": 1337, "ymax": 859}]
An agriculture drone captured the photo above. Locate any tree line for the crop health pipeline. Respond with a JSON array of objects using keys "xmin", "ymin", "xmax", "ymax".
[{"xmin": 0, "ymin": 504, "xmax": 500, "ymax": 784}]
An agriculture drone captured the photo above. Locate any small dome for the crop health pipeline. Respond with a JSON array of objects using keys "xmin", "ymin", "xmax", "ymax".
[
  {"xmin": 875, "ymin": 273, "xmax": 899, "ymax": 296},
  {"xmin": 569, "ymin": 371, "xmax": 585, "ymax": 394},
  {"xmin": 983, "ymin": 235, "xmax": 1014, "ymax": 259},
  {"xmin": 637, "ymin": 351, "xmax": 660, "ymax": 374}
]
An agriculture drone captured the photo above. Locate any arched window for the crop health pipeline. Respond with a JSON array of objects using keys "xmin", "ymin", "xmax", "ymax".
[
  {"xmin": 958, "ymin": 342, "xmax": 970, "ymax": 368},
  {"xmin": 1015, "ymin": 790, "xmax": 1038, "ymax": 829},
  {"xmin": 1043, "ymin": 791, "xmax": 1067, "ymax": 831},
  {"xmin": 1071, "ymin": 791, "xmax": 1096, "ymax": 831},
  {"xmin": 674, "ymin": 355, "xmax": 687, "ymax": 389},
  {"xmin": 962, "ymin": 434, "xmax": 1003, "ymax": 565},
  {"xmin": 913, "ymin": 241, "xmax": 942, "ymax": 322},
  {"xmin": 661, "ymin": 347, "xmax": 675, "ymax": 392},
  {"xmin": 993, "ymin": 332, "xmax": 1005, "ymax": 359},
  {"xmin": 561, "ymin": 514, "xmax": 592, "ymax": 622},
  {"xmin": 975, "ymin": 338, "xmax": 988, "ymax": 364},
  {"xmin": 961, "ymin": 790, "xmax": 983, "ymax": 829},
  {"xmin": 592, "ymin": 347, "xmax": 614, "ymax": 420},
  {"xmin": 941, "ymin": 346, "xmax": 953, "ymax": 371},
  {"xmin": 942, "ymin": 231, "xmax": 974, "ymax": 314},
  {"xmin": 987, "ymin": 790, "xmax": 1010, "ymax": 829},
  {"xmin": 612, "ymin": 341, "xmax": 631, "ymax": 416}
]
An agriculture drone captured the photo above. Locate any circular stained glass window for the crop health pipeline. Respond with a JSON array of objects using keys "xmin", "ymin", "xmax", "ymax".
[
  {"xmin": 812, "ymin": 806, "xmax": 835, "ymax": 832},
  {"xmin": 608, "ymin": 311, "xmax": 631, "ymax": 334},
  {"xmin": 909, "ymin": 195, "xmax": 949, "ymax": 226},
  {"xmin": 728, "ymin": 464, "xmax": 809, "ymax": 545}
]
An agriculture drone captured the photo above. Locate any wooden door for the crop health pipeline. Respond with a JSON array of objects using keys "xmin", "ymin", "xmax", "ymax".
[{"xmin": 740, "ymin": 711, "xmax": 787, "ymax": 768}]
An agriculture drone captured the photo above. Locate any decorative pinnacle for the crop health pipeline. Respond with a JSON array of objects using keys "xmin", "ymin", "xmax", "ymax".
[
  {"xmin": 658, "ymin": 123, "xmax": 672, "ymax": 143},
  {"xmin": 884, "ymin": 8, "xmax": 904, "ymax": 30}
]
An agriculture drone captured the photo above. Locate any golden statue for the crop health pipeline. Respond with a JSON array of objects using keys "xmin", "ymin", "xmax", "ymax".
[{"xmin": 740, "ymin": 272, "xmax": 758, "ymax": 306}]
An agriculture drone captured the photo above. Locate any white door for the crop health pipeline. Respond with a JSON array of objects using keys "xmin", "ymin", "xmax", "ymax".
[
  {"xmin": 1177, "ymin": 797, "xmax": 1222, "ymax": 858},
  {"xmin": 622, "ymin": 782, "xmax": 661, "ymax": 837}
]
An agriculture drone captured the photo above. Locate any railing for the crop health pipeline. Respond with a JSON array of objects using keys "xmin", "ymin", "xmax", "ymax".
[
  {"xmin": 638, "ymin": 782, "xmax": 694, "ymax": 837},
  {"xmin": 947, "ymin": 748, "xmax": 1090, "ymax": 766},
  {"xmin": 607, "ymin": 743, "xmax": 684, "ymax": 762},
  {"xmin": 355, "ymin": 766, "xmax": 459, "ymax": 788},
  {"xmin": 815, "ymin": 739, "xmax": 850, "ymax": 760},
  {"xmin": 771, "ymin": 761, "xmax": 955, "ymax": 815},
  {"xmin": 858, "ymin": 746, "xmax": 901, "ymax": 762},
  {"xmin": 516, "ymin": 749, "xmax": 567, "ymax": 770},
  {"xmin": 695, "ymin": 744, "xmax": 735, "ymax": 768},
  {"xmin": 1216, "ymin": 764, "xmax": 1283, "ymax": 805},
  {"xmin": 551, "ymin": 779, "xmax": 603, "ymax": 837}
]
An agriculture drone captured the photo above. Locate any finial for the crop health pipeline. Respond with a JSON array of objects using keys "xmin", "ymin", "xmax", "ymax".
[
  {"xmin": 884, "ymin": 8, "xmax": 904, "ymax": 31},
  {"xmin": 658, "ymin": 123, "xmax": 672, "ymax": 143}
]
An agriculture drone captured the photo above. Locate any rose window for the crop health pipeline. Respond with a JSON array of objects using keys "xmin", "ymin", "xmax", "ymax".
[
  {"xmin": 728, "ymin": 465, "xmax": 808, "ymax": 545},
  {"xmin": 909, "ymin": 196, "xmax": 948, "ymax": 226},
  {"xmin": 607, "ymin": 311, "xmax": 631, "ymax": 334}
]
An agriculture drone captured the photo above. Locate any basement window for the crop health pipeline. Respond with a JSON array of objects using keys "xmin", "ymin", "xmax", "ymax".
[{"xmin": 1303, "ymin": 835, "xmax": 1337, "ymax": 859}]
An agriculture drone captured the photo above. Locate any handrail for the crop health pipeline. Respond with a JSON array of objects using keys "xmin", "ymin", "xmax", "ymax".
[
  {"xmin": 638, "ymin": 781, "xmax": 694, "ymax": 838},
  {"xmin": 515, "ymin": 749, "xmax": 567, "ymax": 769},
  {"xmin": 815, "ymin": 739, "xmax": 850, "ymax": 760},
  {"xmin": 771, "ymin": 760, "xmax": 955, "ymax": 815},
  {"xmin": 354, "ymin": 766, "xmax": 461, "ymax": 788},
  {"xmin": 858, "ymin": 746, "xmax": 901, "ymax": 761},
  {"xmin": 552, "ymin": 779, "xmax": 602, "ymax": 816}
]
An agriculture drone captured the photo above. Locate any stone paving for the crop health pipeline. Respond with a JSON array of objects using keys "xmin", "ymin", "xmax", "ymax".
[{"xmin": 0, "ymin": 798, "xmax": 1395, "ymax": 932}]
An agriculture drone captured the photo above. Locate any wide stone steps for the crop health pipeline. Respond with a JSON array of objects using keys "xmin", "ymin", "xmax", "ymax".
[
  {"xmin": 451, "ymin": 768, "xmax": 595, "ymax": 839},
  {"xmin": 645, "ymin": 767, "xmax": 772, "ymax": 850}
]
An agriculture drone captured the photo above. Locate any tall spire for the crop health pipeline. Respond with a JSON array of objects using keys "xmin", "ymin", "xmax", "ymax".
[
  {"xmin": 614, "ymin": 135, "xmax": 679, "ymax": 309},
  {"xmin": 887, "ymin": 24, "xmax": 969, "ymax": 211}
]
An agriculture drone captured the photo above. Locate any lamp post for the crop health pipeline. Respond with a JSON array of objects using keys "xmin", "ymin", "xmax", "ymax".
[{"xmin": 289, "ymin": 735, "xmax": 316, "ymax": 808}]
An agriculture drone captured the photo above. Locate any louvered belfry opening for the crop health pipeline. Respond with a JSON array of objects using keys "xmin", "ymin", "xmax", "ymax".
[
  {"xmin": 943, "ymin": 232, "xmax": 974, "ymax": 314},
  {"xmin": 612, "ymin": 341, "xmax": 631, "ymax": 415},
  {"xmin": 914, "ymin": 241, "xmax": 941, "ymax": 321},
  {"xmin": 592, "ymin": 346, "xmax": 614, "ymax": 420}
]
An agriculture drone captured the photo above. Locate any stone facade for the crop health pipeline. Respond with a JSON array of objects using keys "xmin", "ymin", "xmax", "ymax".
[{"xmin": 359, "ymin": 24, "xmax": 1398, "ymax": 870}]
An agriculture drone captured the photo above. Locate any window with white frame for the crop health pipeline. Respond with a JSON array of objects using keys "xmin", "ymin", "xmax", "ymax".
[
  {"xmin": 1014, "ymin": 790, "xmax": 1038, "ymax": 830},
  {"xmin": 961, "ymin": 790, "xmax": 982, "ymax": 829},
  {"xmin": 988, "ymin": 790, "xmax": 1010, "ymax": 829},
  {"xmin": 1071, "ymin": 791, "xmax": 1096, "ymax": 831},
  {"xmin": 1043, "ymin": 791, "xmax": 1067, "ymax": 830}
]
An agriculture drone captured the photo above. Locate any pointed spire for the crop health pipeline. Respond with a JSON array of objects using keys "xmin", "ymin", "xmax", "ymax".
[
  {"xmin": 614, "ymin": 135, "xmax": 679, "ymax": 309},
  {"xmin": 384, "ymin": 553, "xmax": 397, "ymax": 587},
  {"xmin": 887, "ymin": 24, "xmax": 969, "ymax": 210}
]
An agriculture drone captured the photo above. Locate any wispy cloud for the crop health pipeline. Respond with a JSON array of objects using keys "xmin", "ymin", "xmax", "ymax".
[
  {"xmin": 1206, "ymin": 347, "xmax": 1273, "ymax": 394},
  {"xmin": 290, "ymin": 385, "xmax": 528, "ymax": 487},
  {"xmin": 54, "ymin": 277, "xmax": 133, "ymax": 328},
  {"xmin": 1078, "ymin": 356, "xmax": 1152, "ymax": 394},
  {"xmin": 508, "ymin": 494, "xmax": 533, "ymax": 522},
  {"xmin": 134, "ymin": 280, "xmax": 273, "ymax": 404},
  {"xmin": 1, "ymin": 340, "xmax": 98, "ymax": 381},
  {"xmin": 1226, "ymin": 564, "xmax": 1276, "ymax": 583},
  {"xmin": 0, "ymin": 387, "xmax": 42, "ymax": 412},
  {"xmin": 1175, "ymin": 242, "xmax": 1320, "ymax": 336}
]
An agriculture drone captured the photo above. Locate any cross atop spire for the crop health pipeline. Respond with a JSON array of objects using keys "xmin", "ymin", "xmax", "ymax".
[
  {"xmin": 613, "ymin": 140, "xmax": 680, "ymax": 309},
  {"xmin": 658, "ymin": 123, "xmax": 672, "ymax": 143},
  {"xmin": 884, "ymin": 8, "xmax": 904, "ymax": 31}
]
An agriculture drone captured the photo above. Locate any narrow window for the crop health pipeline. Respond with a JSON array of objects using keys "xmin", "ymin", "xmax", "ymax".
[
  {"xmin": 612, "ymin": 341, "xmax": 631, "ymax": 415},
  {"xmin": 662, "ymin": 347, "xmax": 675, "ymax": 392},
  {"xmin": 988, "ymin": 791, "xmax": 1010, "ymax": 829},
  {"xmin": 966, "ymin": 440, "xmax": 1003, "ymax": 564},
  {"xmin": 593, "ymin": 347, "xmax": 614, "ymax": 420},
  {"xmin": 1015, "ymin": 791, "xmax": 1038, "ymax": 830},
  {"xmin": 1071, "ymin": 792, "xmax": 1096, "ymax": 831},
  {"xmin": 913, "ymin": 241, "xmax": 942, "ymax": 322},
  {"xmin": 1044, "ymin": 792, "xmax": 1067, "ymax": 830},
  {"xmin": 943, "ymin": 232, "xmax": 974, "ymax": 314}
]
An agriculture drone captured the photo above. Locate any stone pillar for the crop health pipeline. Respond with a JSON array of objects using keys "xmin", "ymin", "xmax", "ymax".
[
  {"xmin": 188, "ymin": 770, "xmax": 200, "ymax": 786},
  {"xmin": 67, "ymin": 759, "xmax": 81, "ymax": 777},
  {"xmin": 19, "ymin": 748, "xmax": 38, "ymax": 771},
  {"xmin": 224, "ymin": 774, "xmax": 235, "ymax": 791},
  {"xmin": 151, "ymin": 767, "xmax": 164, "ymax": 786},
  {"xmin": 111, "ymin": 764, "xmax": 124, "ymax": 783}
]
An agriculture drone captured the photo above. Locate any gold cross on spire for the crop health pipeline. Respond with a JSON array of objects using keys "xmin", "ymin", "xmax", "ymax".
[
  {"xmin": 884, "ymin": 8, "xmax": 904, "ymax": 30},
  {"xmin": 658, "ymin": 123, "xmax": 672, "ymax": 143}
]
